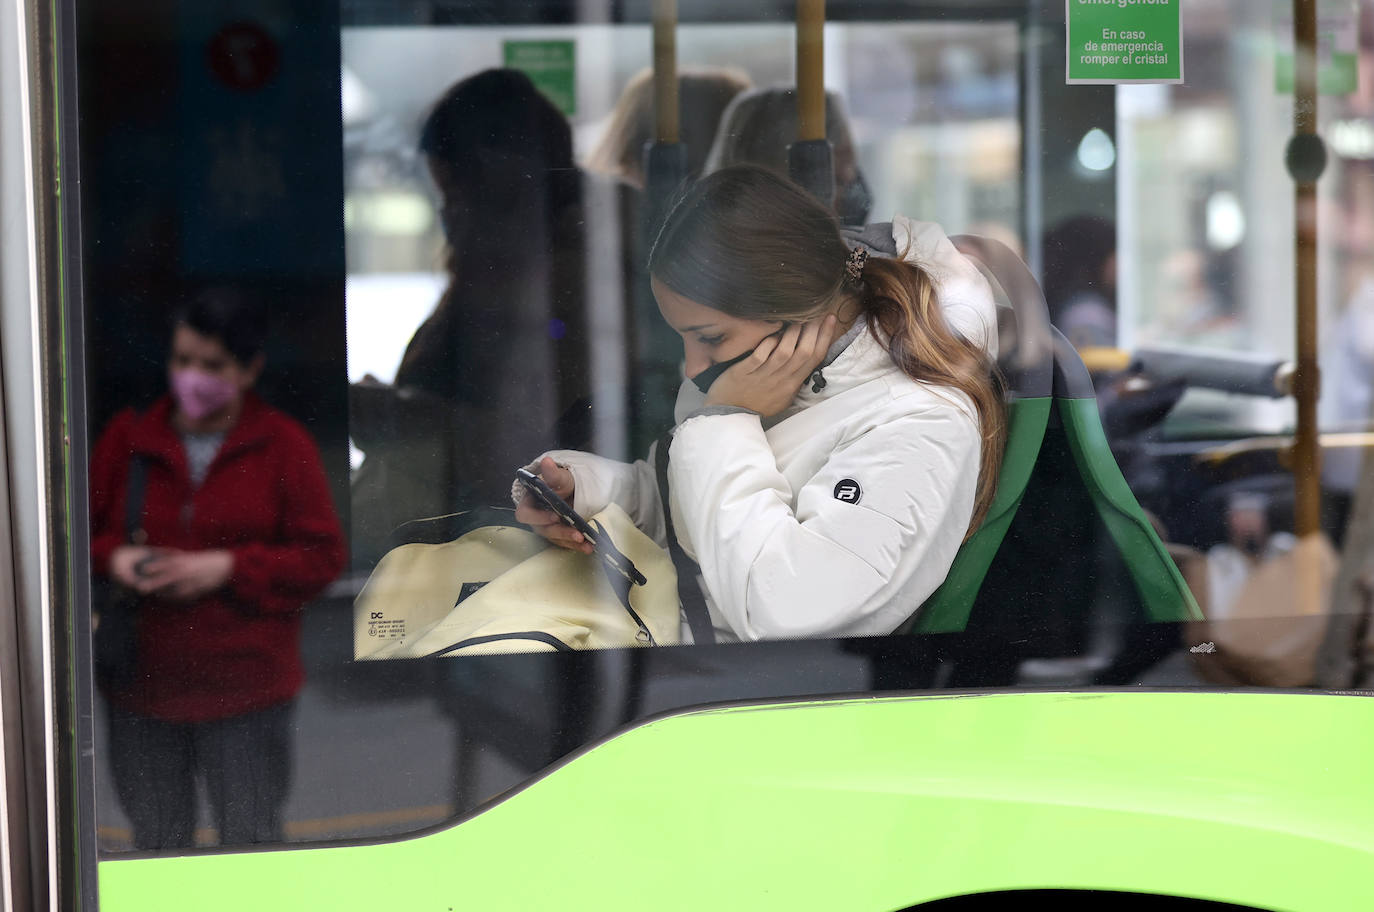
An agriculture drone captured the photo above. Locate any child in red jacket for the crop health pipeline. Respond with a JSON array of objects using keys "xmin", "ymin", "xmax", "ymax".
[{"xmin": 90, "ymin": 287, "xmax": 345, "ymax": 849}]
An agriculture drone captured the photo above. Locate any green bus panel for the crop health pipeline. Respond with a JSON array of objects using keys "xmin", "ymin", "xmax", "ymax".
[{"xmin": 100, "ymin": 692, "xmax": 1374, "ymax": 911}]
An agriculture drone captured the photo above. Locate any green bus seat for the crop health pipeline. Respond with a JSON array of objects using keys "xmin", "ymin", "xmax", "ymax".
[
  {"xmin": 907, "ymin": 239, "xmax": 1201, "ymax": 635},
  {"xmin": 907, "ymin": 236, "xmax": 1054, "ymax": 635},
  {"xmin": 1050, "ymin": 328, "xmax": 1203, "ymax": 624}
]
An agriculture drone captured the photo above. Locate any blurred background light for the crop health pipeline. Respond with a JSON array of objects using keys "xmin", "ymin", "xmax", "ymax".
[
  {"xmin": 1077, "ymin": 127, "xmax": 1116, "ymax": 171},
  {"xmin": 1205, "ymin": 190, "xmax": 1245, "ymax": 251}
]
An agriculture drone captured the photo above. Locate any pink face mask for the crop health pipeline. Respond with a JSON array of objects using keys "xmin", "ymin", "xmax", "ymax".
[{"xmin": 170, "ymin": 369, "xmax": 238, "ymax": 421}]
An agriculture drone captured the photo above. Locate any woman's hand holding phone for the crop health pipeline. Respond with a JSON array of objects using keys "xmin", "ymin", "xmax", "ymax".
[
  {"xmin": 514, "ymin": 457, "xmax": 595, "ymax": 554},
  {"xmin": 703, "ymin": 316, "xmax": 839, "ymax": 416}
]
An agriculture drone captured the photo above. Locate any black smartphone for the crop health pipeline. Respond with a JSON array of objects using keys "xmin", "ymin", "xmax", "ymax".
[
  {"xmin": 515, "ymin": 468, "xmax": 647, "ymax": 587},
  {"xmin": 515, "ymin": 468, "xmax": 600, "ymax": 544}
]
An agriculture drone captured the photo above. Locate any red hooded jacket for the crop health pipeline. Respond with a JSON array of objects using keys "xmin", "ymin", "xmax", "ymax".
[{"xmin": 90, "ymin": 393, "xmax": 346, "ymax": 722}]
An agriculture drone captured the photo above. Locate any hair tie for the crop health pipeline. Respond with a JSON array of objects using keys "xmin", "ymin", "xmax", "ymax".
[{"xmin": 844, "ymin": 247, "xmax": 869, "ymax": 287}]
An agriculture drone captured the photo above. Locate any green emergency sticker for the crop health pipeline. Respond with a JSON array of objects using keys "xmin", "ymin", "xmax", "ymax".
[
  {"xmin": 504, "ymin": 40, "xmax": 576, "ymax": 116},
  {"xmin": 1066, "ymin": 0, "xmax": 1183, "ymax": 84}
]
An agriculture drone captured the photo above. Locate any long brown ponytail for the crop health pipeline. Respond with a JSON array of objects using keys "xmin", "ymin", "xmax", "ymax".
[
  {"xmin": 857, "ymin": 256, "xmax": 1005, "ymax": 538},
  {"xmin": 651, "ymin": 165, "xmax": 1006, "ymax": 538}
]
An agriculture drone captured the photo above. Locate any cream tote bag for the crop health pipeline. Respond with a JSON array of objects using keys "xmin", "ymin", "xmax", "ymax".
[{"xmin": 355, "ymin": 504, "xmax": 680, "ymax": 659}]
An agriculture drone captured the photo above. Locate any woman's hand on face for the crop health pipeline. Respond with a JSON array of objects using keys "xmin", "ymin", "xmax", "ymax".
[
  {"xmin": 703, "ymin": 316, "xmax": 839, "ymax": 416},
  {"xmin": 513, "ymin": 457, "xmax": 595, "ymax": 555}
]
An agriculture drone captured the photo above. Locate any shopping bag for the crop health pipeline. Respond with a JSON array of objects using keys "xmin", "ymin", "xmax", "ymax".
[
  {"xmin": 1186, "ymin": 533, "xmax": 1338, "ymax": 687},
  {"xmin": 354, "ymin": 503, "xmax": 680, "ymax": 659}
]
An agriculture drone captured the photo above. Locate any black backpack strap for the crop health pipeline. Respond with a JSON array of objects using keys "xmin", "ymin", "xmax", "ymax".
[
  {"xmin": 97, "ymin": 446, "xmax": 148, "ymax": 691},
  {"xmin": 653, "ymin": 434, "xmax": 715, "ymax": 645}
]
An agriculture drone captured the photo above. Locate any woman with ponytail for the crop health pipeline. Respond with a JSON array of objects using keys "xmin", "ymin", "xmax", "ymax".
[{"xmin": 516, "ymin": 165, "xmax": 1005, "ymax": 642}]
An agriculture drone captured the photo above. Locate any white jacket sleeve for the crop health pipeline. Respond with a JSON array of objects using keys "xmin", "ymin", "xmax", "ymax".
[
  {"xmin": 667, "ymin": 402, "xmax": 979, "ymax": 641},
  {"xmin": 539, "ymin": 447, "xmax": 668, "ymax": 547}
]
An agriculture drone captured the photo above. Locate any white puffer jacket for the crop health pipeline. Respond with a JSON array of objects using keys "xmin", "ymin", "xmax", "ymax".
[{"xmin": 541, "ymin": 218, "xmax": 998, "ymax": 643}]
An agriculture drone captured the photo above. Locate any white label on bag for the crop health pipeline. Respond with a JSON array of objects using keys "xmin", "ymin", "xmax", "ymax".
[{"xmin": 367, "ymin": 610, "xmax": 407, "ymax": 640}]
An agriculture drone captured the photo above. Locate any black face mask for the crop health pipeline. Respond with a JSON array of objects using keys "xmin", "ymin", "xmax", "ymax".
[
  {"xmin": 690, "ymin": 348, "xmax": 755, "ymax": 395},
  {"xmin": 689, "ymin": 324, "xmax": 793, "ymax": 394}
]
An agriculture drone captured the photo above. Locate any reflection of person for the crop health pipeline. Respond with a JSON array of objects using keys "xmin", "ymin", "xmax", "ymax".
[
  {"xmin": 703, "ymin": 87, "xmax": 873, "ymax": 226},
  {"xmin": 392, "ymin": 68, "xmax": 589, "ymax": 502},
  {"xmin": 1321, "ymin": 165, "xmax": 1374, "ymax": 503},
  {"xmin": 90, "ymin": 288, "xmax": 345, "ymax": 848},
  {"xmin": 1140, "ymin": 248, "xmax": 1241, "ymax": 348},
  {"xmin": 517, "ymin": 166, "xmax": 1004, "ymax": 642},
  {"xmin": 1323, "ymin": 277, "xmax": 1374, "ymax": 498}
]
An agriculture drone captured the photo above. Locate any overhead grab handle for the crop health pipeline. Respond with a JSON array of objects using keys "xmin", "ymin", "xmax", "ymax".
[{"xmin": 788, "ymin": 0, "xmax": 835, "ymax": 206}]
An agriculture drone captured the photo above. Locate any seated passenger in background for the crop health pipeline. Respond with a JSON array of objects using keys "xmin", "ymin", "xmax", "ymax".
[
  {"xmin": 585, "ymin": 66, "xmax": 753, "ymax": 452},
  {"xmin": 90, "ymin": 287, "xmax": 345, "ymax": 848},
  {"xmin": 704, "ymin": 86, "xmax": 872, "ymax": 226},
  {"xmin": 517, "ymin": 166, "xmax": 1004, "ymax": 642},
  {"xmin": 585, "ymin": 66, "xmax": 753, "ymax": 191}
]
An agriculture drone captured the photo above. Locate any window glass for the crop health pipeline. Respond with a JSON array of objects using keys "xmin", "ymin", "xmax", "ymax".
[{"xmin": 78, "ymin": 0, "xmax": 1374, "ymax": 857}]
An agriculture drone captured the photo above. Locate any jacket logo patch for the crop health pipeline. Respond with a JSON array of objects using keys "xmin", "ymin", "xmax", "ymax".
[{"xmin": 833, "ymin": 479, "xmax": 862, "ymax": 504}]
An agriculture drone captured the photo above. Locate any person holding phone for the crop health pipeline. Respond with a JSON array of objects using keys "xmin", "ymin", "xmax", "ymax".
[{"xmin": 516, "ymin": 165, "xmax": 1004, "ymax": 643}]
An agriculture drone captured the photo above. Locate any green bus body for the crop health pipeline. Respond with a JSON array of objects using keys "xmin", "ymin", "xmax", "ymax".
[{"xmin": 99, "ymin": 691, "xmax": 1374, "ymax": 911}]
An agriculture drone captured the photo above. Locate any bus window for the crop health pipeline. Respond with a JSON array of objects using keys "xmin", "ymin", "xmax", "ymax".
[{"xmin": 67, "ymin": 0, "xmax": 1374, "ymax": 870}]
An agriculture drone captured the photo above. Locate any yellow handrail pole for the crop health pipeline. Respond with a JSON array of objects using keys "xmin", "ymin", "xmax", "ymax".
[
  {"xmin": 789, "ymin": 0, "xmax": 834, "ymax": 204},
  {"xmin": 796, "ymin": 0, "xmax": 826, "ymax": 142},
  {"xmin": 643, "ymin": 0, "xmax": 686, "ymax": 238},
  {"xmin": 652, "ymin": 0, "xmax": 679, "ymax": 144},
  {"xmin": 1293, "ymin": 0, "xmax": 1320, "ymax": 537},
  {"xmin": 1292, "ymin": 0, "xmax": 1323, "ymax": 615}
]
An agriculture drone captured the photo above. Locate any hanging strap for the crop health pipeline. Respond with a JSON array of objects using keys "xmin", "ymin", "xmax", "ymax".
[
  {"xmin": 125, "ymin": 453, "xmax": 148, "ymax": 544},
  {"xmin": 653, "ymin": 435, "xmax": 715, "ymax": 644},
  {"xmin": 588, "ymin": 518, "xmax": 656, "ymax": 647}
]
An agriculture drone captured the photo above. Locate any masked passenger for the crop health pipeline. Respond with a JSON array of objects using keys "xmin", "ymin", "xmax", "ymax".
[
  {"xmin": 90, "ymin": 288, "xmax": 345, "ymax": 848},
  {"xmin": 517, "ymin": 166, "xmax": 1004, "ymax": 642}
]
